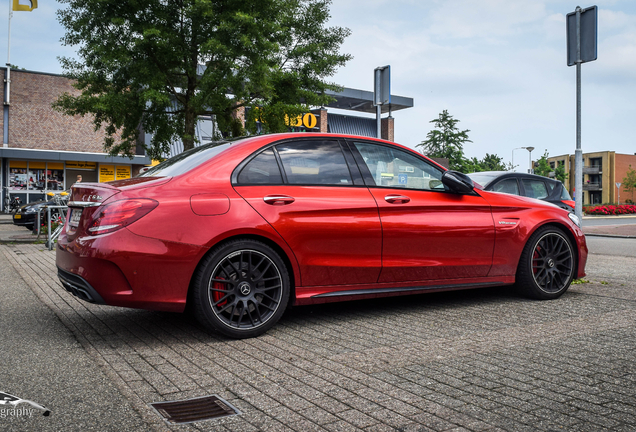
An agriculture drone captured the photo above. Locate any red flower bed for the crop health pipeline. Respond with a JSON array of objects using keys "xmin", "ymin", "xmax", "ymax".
[{"xmin": 584, "ymin": 204, "xmax": 636, "ymax": 215}]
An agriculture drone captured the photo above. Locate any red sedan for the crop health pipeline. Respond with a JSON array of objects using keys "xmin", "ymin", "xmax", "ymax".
[{"xmin": 56, "ymin": 133, "xmax": 587, "ymax": 338}]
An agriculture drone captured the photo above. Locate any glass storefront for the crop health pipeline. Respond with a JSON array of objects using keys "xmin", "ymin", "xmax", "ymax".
[
  {"xmin": 9, "ymin": 161, "xmax": 65, "ymax": 192},
  {"xmin": 3, "ymin": 160, "xmax": 133, "ymax": 208}
]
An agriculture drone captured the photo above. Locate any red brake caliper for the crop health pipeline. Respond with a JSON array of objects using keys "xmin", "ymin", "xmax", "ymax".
[
  {"xmin": 212, "ymin": 277, "xmax": 227, "ymax": 307},
  {"xmin": 532, "ymin": 247, "xmax": 541, "ymax": 275}
]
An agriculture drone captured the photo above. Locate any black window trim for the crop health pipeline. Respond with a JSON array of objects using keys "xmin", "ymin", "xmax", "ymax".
[{"xmin": 231, "ymin": 137, "xmax": 367, "ymax": 188}]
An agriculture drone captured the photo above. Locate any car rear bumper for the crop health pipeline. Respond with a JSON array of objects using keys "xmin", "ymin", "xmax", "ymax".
[
  {"xmin": 57, "ymin": 267, "xmax": 106, "ymax": 304},
  {"xmin": 56, "ymin": 227, "xmax": 208, "ymax": 312}
]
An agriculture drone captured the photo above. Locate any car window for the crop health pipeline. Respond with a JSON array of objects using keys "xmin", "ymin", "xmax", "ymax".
[
  {"xmin": 276, "ymin": 140, "xmax": 353, "ymax": 185},
  {"xmin": 560, "ymin": 185, "xmax": 572, "ymax": 200},
  {"xmin": 139, "ymin": 142, "xmax": 231, "ymax": 177},
  {"xmin": 237, "ymin": 149, "xmax": 283, "ymax": 184},
  {"xmin": 522, "ymin": 179, "xmax": 549, "ymax": 199},
  {"xmin": 546, "ymin": 180, "xmax": 556, "ymax": 192},
  {"xmin": 491, "ymin": 178, "xmax": 520, "ymax": 195},
  {"xmin": 352, "ymin": 142, "xmax": 444, "ymax": 190}
]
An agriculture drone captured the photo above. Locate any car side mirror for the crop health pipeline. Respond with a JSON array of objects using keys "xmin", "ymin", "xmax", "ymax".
[{"xmin": 441, "ymin": 170, "xmax": 475, "ymax": 194}]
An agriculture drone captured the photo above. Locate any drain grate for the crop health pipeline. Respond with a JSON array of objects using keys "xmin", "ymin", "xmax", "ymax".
[{"xmin": 150, "ymin": 395, "xmax": 241, "ymax": 424}]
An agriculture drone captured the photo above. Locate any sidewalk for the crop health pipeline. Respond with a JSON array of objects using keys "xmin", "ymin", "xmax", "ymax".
[
  {"xmin": 0, "ymin": 214, "xmax": 46, "ymax": 244},
  {"xmin": 3, "ymin": 242, "xmax": 636, "ymax": 431}
]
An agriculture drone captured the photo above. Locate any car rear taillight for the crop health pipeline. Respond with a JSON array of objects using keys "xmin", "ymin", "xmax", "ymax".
[
  {"xmin": 562, "ymin": 200, "xmax": 575, "ymax": 209},
  {"xmin": 88, "ymin": 199, "xmax": 158, "ymax": 235}
]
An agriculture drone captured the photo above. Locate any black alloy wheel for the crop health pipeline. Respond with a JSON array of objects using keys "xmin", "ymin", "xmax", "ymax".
[
  {"xmin": 192, "ymin": 240, "xmax": 290, "ymax": 338},
  {"xmin": 516, "ymin": 226, "xmax": 575, "ymax": 299}
]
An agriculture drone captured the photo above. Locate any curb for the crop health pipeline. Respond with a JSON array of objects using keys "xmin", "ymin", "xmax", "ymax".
[{"xmin": 584, "ymin": 233, "xmax": 636, "ymax": 239}]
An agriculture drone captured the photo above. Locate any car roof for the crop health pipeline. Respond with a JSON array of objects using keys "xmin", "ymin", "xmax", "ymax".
[{"xmin": 467, "ymin": 171, "xmax": 560, "ymax": 186}]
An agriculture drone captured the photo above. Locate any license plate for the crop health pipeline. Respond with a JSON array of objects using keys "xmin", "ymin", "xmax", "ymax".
[
  {"xmin": 69, "ymin": 208, "xmax": 83, "ymax": 227},
  {"xmin": 14, "ymin": 214, "xmax": 21, "ymax": 219}
]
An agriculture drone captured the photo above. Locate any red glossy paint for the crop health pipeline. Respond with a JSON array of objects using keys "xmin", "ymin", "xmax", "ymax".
[
  {"xmin": 56, "ymin": 132, "xmax": 588, "ymax": 322},
  {"xmin": 235, "ymin": 185, "xmax": 382, "ymax": 286}
]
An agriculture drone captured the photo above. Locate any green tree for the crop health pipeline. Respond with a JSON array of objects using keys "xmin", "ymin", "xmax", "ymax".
[
  {"xmin": 623, "ymin": 165, "xmax": 636, "ymax": 203},
  {"xmin": 533, "ymin": 150, "xmax": 552, "ymax": 177},
  {"xmin": 553, "ymin": 161, "xmax": 569, "ymax": 183},
  {"xmin": 417, "ymin": 110, "xmax": 472, "ymax": 172},
  {"xmin": 480, "ymin": 153, "xmax": 507, "ymax": 171},
  {"xmin": 53, "ymin": 0, "xmax": 351, "ymax": 160}
]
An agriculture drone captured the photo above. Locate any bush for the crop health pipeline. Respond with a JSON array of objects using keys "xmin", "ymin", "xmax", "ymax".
[{"xmin": 584, "ymin": 204, "xmax": 636, "ymax": 215}]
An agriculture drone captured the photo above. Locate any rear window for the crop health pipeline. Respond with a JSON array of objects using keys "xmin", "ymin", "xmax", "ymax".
[
  {"xmin": 560, "ymin": 185, "xmax": 572, "ymax": 200},
  {"xmin": 139, "ymin": 142, "xmax": 231, "ymax": 177}
]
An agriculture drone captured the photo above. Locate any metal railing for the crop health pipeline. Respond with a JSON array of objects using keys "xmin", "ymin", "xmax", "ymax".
[{"xmin": 34, "ymin": 192, "xmax": 69, "ymax": 250}]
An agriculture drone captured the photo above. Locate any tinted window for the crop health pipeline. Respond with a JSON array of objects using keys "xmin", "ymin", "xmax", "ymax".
[
  {"xmin": 522, "ymin": 179, "xmax": 548, "ymax": 199},
  {"xmin": 139, "ymin": 142, "xmax": 231, "ymax": 177},
  {"xmin": 560, "ymin": 185, "xmax": 572, "ymax": 200},
  {"xmin": 276, "ymin": 141, "xmax": 353, "ymax": 185},
  {"xmin": 491, "ymin": 178, "xmax": 520, "ymax": 195},
  {"xmin": 353, "ymin": 142, "xmax": 444, "ymax": 190},
  {"xmin": 238, "ymin": 149, "xmax": 283, "ymax": 184}
]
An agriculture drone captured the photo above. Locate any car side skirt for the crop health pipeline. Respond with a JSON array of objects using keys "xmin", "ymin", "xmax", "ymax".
[{"xmin": 294, "ymin": 276, "xmax": 516, "ymax": 305}]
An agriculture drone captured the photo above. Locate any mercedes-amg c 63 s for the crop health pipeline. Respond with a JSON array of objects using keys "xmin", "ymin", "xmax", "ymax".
[{"xmin": 56, "ymin": 133, "xmax": 587, "ymax": 338}]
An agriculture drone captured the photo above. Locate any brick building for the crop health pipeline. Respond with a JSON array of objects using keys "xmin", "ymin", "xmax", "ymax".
[
  {"xmin": 547, "ymin": 151, "xmax": 636, "ymax": 205},
  {"xmin": 1, "ymin": 68, "xmax": 150, "ymax": 208}
]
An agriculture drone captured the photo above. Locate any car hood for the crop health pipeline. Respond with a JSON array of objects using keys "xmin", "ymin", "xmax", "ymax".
[{"xmin": 18, "ymin": 200, "xmax": 48, "ymax": 210}]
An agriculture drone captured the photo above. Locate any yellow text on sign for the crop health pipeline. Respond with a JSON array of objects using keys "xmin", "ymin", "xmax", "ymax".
[{"xmin": 284, "ymin": 113, "xmax": 318, "ymax": 129}]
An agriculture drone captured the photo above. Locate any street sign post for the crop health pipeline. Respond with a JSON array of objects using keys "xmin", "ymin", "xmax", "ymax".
[
  {"xmin": 374, "ymin": 66, "xmax": 390, "ymax": 138},
  {"xmin": 567, "ymin": 5, "xmax": 598, "ymax": 222},
  {"xmin": 617, "ymin": 182, "xmax": 622, "ymax": 205}
]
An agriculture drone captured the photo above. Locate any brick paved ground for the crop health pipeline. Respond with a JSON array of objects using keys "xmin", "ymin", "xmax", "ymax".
[{"xmin": 3, "ymin": 243, "xmax": 636, "ymax": 431}]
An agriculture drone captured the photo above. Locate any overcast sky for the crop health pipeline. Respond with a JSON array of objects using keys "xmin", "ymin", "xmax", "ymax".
[{"xmin": 2, "ymin": 0, "xmax": 635, "ymax": 168}]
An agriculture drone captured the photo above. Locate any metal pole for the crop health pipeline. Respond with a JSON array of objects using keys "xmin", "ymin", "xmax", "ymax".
[
  {"xmin": 47, "ymin": 206, "xmax": 52, "ymax": 250},
  {"xmin": 7, "ymin": 0, "xmax": 12, "ymax": 66},
  {"xmin": 528, "ymin": 150, "xmax": 532, "ymax": 174},
  {"xmin": 574, "ymin": 6, "xmax": 583, "ymax": 221},
  {"xmin": 375, "ymin": 68, "xmax": 381, "ymax": 138},
  {"xmin": 3, "ymin": 0, "xmax": 12, "ymax": 148}
]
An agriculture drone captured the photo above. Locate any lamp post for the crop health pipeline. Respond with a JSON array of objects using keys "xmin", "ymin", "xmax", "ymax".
[
  {"xmin": 512, "ymin": 147, "xmax": 535, "ymax": 173},
  {"xmin": 526, "ymin": 147, "xmax": 535, "ymax": 174}
]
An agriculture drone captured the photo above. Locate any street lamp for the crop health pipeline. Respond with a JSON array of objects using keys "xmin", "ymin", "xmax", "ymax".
[
  {"xmin": 525, "ymin": 147, "xmax": 535, "ymax": 174},
  {"xmin": 512, "ymin": 147, "xmax": 535, "ymax": 173}
]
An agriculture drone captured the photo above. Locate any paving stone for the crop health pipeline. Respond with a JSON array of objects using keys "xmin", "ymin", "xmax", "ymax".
[{"xmin": 4, "ymin": 243, "xmax": 636, "ymax": 431}]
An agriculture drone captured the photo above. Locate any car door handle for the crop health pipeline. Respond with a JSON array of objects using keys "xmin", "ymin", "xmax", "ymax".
[
  {"xmin": 263, "ymin": 195, "xmax": 295, "ymax": 206},
  {"xmin": 384, "ymin": 194, "xmax": 410, "ymax": 204}
]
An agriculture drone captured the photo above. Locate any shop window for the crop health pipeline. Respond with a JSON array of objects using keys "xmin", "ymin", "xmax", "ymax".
[{"xmin": 9, "ymin": 161, "xmax": 66, "ymax": 191}]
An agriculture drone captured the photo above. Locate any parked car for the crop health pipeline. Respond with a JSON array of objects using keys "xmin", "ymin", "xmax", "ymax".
[
  {"xmin": 467, "ymin": 171, "xmax": 575, "ymax": 211},
  {"xmin": 13, "ymin": 192, "xmax": 69, "ymax": 230},
  {"xmin": 56, "ymin": 133, "xmax": 587, "ymax": 338}
]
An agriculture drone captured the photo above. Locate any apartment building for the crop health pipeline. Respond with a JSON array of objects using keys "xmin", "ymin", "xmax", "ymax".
[{"xmin": 547, "ymin": 151, "xmax": 636, "ymax": 205}]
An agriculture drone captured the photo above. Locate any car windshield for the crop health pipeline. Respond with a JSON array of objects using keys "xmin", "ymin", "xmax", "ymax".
[
  {"xmin": 466, "ymin": 172, "xmax": 503, "ymax": 187},
  {"xmin": 139, "ymin": 142, "xmax": 232, "ymax": 177}
]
